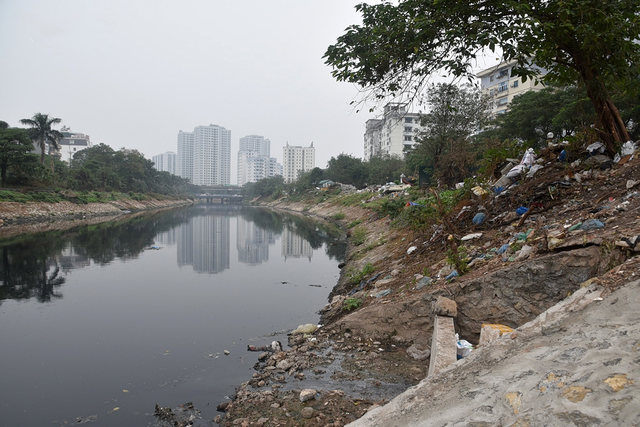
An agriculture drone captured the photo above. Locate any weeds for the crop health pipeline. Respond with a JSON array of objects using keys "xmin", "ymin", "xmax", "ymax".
[
  {"xmin": 347, "ymin": 262, "xmax": 375, "ymax": 285},
  {"xmin": 343, "ymin": 298, "xmax": 362, "ymax": 311},
  {"xmin": 331, "ymin": 212, "xmax": 346, "ymax": 220},
  {"xmin": 350, "ymin": 225, "xmax": 367, "ymax": 246},
  {"xmin": 347, "ymin": 219, "xmax": 362, "ymax": 228}
]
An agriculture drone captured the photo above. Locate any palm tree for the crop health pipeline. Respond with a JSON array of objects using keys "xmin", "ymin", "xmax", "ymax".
[{"xmin": 19, "ymin": 113, "xmax": 63, "ymax": 166}]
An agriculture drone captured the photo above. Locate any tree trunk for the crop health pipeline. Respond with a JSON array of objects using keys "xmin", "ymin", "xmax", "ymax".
[
  {"xmin": 1, "ymin": 161, "xmax": 6, "ymax": 188},
  {"xmin": 39, "ymin": 139, "xmax": 46, "ymax": 164},
  {"xmin": 576, "ymin": 63, "xmax": 631, "ymax": 154}
]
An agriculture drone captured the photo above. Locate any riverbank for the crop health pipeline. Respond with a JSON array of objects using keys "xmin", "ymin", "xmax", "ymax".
[
  {"xmin": 0, "ymin": 197, "xmax": 194, "ymax": 238},
  {"xmin": 215, "ymin": 152, "xmax": 640, "ymax": 426}
]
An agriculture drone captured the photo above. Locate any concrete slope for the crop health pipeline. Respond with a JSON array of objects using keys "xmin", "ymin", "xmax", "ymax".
[{"xmin": 348, "ymin": 281, "xmax": 640, "ymax": 426}]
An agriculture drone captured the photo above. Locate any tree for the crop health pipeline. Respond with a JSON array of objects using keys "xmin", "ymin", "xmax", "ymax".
[
  {"xmin": 19, "ymin": 113, "xmax": 63, "ymax": 166},
  {"xmin": 365, "ymin": 154, "xmax": 406, "ymax": 185},
  {"xmin": 0, "ymin": 126, "xmax": 35, "ymax": 187},
  {"xmin": 324, "ymin": 0, "xmax": 640, "ymax": 154},
  {"xmin": 493, "ymin": 86, "xmax": 585, "ymax": 146},
  {"xmin": 406, "ymin": 83, "xmax": 491, "ymax": 187},
  {"xmin": 326, "ymin": 153, "xmax": 367, "ymax": 188}
]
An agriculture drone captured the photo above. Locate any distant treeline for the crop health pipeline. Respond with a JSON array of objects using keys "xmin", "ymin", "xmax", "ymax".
[{"xmin": 0, "ymin": 120, "xmax": 191, "ymax": 195}]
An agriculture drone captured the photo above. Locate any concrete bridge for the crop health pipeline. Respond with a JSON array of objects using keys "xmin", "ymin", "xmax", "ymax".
[{"xmin": 196, "ymin": 193, "xmax": 244, "ymax": 204}]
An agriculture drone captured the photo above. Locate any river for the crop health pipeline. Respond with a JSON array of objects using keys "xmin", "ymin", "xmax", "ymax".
[{"xmin": 0, "ymin": 205, "xmax": 346, "ymax": 426}]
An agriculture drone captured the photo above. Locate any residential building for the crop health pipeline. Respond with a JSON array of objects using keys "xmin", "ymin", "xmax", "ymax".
[
  {"xmin": 177, "ymin": 124, "xmax": 231, "ymax": 186},
  {"xmin": 57, "ymin": 130, "xmax": 92, "ymax": 163},
  {"xmin": 363, "ymin": 103, "xmax": 421, "ymax": 160},
  {"xmin": 476, "ymin": 60, "xmax": 546, "ymax": 116},
  {"xmin": 282, "ymin": 142, "xmax": 315, "ymax": 183},
  {"xmin": 177, "ymin": 130, "xmax": 194, "ymax": 181},
  {"xmin": 237, "ymin": 135, "xmax": 281, "ymax": 186},
  {"xmin": 152, "ymin": 151, "xmax": 177, "ymax": 175}
]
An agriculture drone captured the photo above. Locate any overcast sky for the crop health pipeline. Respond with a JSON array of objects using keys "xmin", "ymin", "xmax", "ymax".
[{"xmin": 0, "ymin": 0, "xmax": 382, "ymax": 183}]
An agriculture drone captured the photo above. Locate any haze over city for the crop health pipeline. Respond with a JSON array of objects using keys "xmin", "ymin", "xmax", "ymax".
[{"xmin": 0, "ymin": 0, "xmax": 377, "ymax": 184}]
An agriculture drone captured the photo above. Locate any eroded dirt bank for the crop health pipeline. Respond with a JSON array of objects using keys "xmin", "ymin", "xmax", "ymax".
[{"xmin": 212, "ymin": 153, "xmax": 640, "ymax": 426}]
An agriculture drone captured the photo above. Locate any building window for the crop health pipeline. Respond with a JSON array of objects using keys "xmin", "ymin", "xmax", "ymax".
[
  {"xmin": 404, "ymin": 117, "xmax": 413, "ymax": 123},
  {"xmin": 498, "ymin": 81, "xmax": 508, "ymax": 93},
  {"xmin": 497, "ymin": 97, "xmax": 508, "ymax": 106},
  {"xmin": 404, "ymin": 126, "xmax": 412, "ymax": 132},
  {"xmin": 404, "ymin": 136, "xmax": 412, "ymax": 141},
  {"xmin": 512, "ymin": 80, "xmax": 519, "ymax": 88},
  {"xmin": 499, "ymin": 69, "xmax": 509, "ymax": 78}
]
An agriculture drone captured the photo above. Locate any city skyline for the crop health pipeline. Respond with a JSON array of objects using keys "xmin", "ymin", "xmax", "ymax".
[{"xmin": 0, "ymin": 1, "xmax": 378, "ymax": 176}]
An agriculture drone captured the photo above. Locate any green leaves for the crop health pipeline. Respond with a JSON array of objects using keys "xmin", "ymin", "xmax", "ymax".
[{"xmin": 325, "ymin": 0, "xmax": 640, "ymax": 145}]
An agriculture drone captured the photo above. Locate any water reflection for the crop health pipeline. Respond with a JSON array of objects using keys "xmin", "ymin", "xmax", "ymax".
[
  {"xmin": 178, "ymin": 215, "xmax": 231, "ymax": 274},
  {"xmin": 237, "ymin": 216, "xmax": 275, "ymax": 265},
  {"xmin": 0, "ymin": 206, "xmax": 345, "ymax": 304}
]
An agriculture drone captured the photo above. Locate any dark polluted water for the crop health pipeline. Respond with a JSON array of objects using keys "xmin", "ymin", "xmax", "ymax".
[{"xmin": 0, "ymin": 205, "xmax": 346, "ymax": 426}]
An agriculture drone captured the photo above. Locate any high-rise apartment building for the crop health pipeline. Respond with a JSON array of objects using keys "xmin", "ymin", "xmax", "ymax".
[
  {"xmin": 152, "ymin": 151, "xmax": 177, "ymax": 175},
  {"xmin": 237, "ymin": 135, "xmax": 281, "ymax": 186},
  {"xmin": 282, "ymin": 142, "xmax": 315, "ymax": 183},
  {"xmin": 476, "ymin": 60, "xmax": 546, "ymax": 116},
  {"xmin": 363, "ymin": 103, "xmax": 422, "ymax": 160},
  {"xmin": 177, "ymin": 124, "xmax": 231, "ymax": 186}
]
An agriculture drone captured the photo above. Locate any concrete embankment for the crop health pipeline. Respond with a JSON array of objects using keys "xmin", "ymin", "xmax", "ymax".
[{"xmin": 348, "ymin": 275, "xmax": 640, "ymax": 426}]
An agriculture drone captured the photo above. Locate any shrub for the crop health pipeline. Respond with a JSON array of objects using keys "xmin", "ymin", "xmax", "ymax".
[
  {"xmin": 343, "ymin": 298, "xmax": 362, "ymax": 311},
  {"xmin": 371, "ymin": 197, "xmax": 406, "ymax": 219},
  {"xmin": 350, "ymin": 225, "xmax": 367, "ymax": 246},
  {"xmin": 331, "ymin": 212, "xmax": 346, "ymax": 220}
]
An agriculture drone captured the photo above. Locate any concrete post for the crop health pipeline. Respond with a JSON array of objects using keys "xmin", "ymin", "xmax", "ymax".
[{"xmin": 428, "ymin": 315, "xmax": 458, "ymax": 377}]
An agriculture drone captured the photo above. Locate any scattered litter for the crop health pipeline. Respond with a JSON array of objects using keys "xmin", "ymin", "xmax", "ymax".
[
  {"xmin": 586, "ymin": 141, "xmax": 605, "ymax": 154},
  {"xmin": 472, "ymin": 212, "xmax": 487, "ymax": 225},
  {"xmin": 472, "ymin": 186, "xmax": 489, "ymax": 197},
  {"xmin": 516, "ymin": 206, "xmax": 529, "ymax": 216},
  {"xmin": 456, "ymin": 333, "xmax": 473, "ymax": 358},
  {"xmin": 515, "ymin": 245, "xmax": 533, "ymax": 261},
  {"xmin": 516, "ymin": 229, "xmax": 533, "ymax": 241},
  {"xmin": 581, "ymin": 219, "xmax": 605, "ymax": 231},
  {"xmin": 291, "ymin": 324, "xmax": 318, "ymax": 335},
  {"xmin": 407, "ymin": 246, "xmax": 417, "ymax": 255},
  {"xmin": 627, "ymin": 180, "xmax": 640, "ymax": 190},
  {"xmin": 461, "ymin": 233, "xmax": 483, "ymax": 241},
  {"xmin": 416, "ymin": 276, "xmax": 432, "ymax": 290},
  {"xmin": 506, "ymin": 164, "xmax": 528, "ymax": 179},
  {"xmin": 224, "ymin": 350, "xmax": 230, "ymax": 355},
  {"xmin": 520, "ymin": 148, "xmax": 536, "ymax": 166},
  {"xmin": 75, "ymin": 415, "xmax": 98, "ymax": 424},
  {"xmin": 374, "ymin": 289, "xmax": 392, "ymax": 298},
  {"xmin": 445, "ymin": 270, "xmax": 459, "ymax": 280},
  {"xmin": 558, "ymin": 150, "xmax": 567, "ymax": 162},
  {"xmin": 497, "ymin": 244, "xmax": 510, "ymax": 255},
  {"xmin": 621, "ymin": 141, "xmax": 636, "ymax": 156},
  {"xmin": 148, "ymin": 246, "xmax": 162, "ymax": 250},
  {"xmin": 527, "ymin": 164, "xmax": 544, "ymax": 177},
  {"xmin": 568, "ymin": 222, "xmax": 583, "ymax": 232}
]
